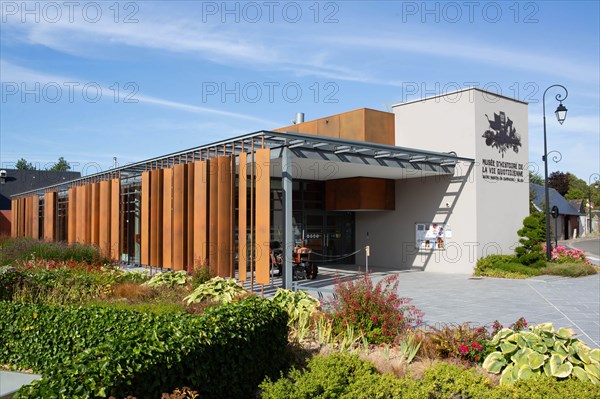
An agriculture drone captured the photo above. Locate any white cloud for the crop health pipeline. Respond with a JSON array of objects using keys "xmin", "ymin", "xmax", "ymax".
[{"xmin": 0, "ymin": 60, "xmax": 277, "ymax": 125}]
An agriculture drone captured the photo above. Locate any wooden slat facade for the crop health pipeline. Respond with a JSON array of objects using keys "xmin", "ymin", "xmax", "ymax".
[{"xmin": 8, "ymin": 145, "xmax": 276, "ymax": 281}]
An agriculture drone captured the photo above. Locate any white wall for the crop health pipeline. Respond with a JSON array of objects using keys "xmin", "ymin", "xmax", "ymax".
[
  {"xmin": 356, "ymin": 88, "xmax": 529, "ymax": 273},
  {"xmin": 356, "ymin": 161, "xmax": 477, "ymax": 274}
]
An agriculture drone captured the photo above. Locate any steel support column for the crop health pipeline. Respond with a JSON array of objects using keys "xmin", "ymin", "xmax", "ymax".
[{"xmin": 282, "ymin": 144, "xmax": 294, "ymax": 290}]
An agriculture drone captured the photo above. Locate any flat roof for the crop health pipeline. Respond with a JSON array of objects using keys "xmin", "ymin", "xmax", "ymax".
[
  {"xmin": 13, "ymin": 131, "xmax": 474, "ymax": 197},
  {"xmin": 391, "ymin": 87, "xmax": 528, "ymax": 108}
]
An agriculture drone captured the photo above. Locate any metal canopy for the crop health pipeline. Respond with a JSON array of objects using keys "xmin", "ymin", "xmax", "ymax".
[{"xmin": 12, "ymin": 130, "xmax": 473, "ymax": 197}]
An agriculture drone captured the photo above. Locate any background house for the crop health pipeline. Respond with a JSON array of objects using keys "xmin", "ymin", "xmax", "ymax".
[
  {"xmin": 530, "ymin": 183, "xmax": 585, "ymax": 240},
  {"xmin": 0, "ymin": 169, "xmax": 81, "ymax": 236}
]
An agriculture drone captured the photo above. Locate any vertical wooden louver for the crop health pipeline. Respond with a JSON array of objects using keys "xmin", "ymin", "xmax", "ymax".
[
  {"xmin": 193, "ymin": 161, "xmax": 208, "ymax": 269},
  {"xmin": 44, "ymin": 192, "xmax": 56, "ymax": 241},
  {"xmin": 238, "ymin": 152, "xmax": 247, "ymax": 281},
  {"xmin": 208, "ymin": 159, "xmax": 219, "ymax": 275},
  {"xmin": 162, "ymin": 168, "xmax": 173, "ymax": 269},
  {"xmin": 173, "ymin": 164, "xmax": 187, "ymax": 271},
  {"xmin": 255, "ymin": 149, "xmax": 271, "ymax": 285},
  {"xmin": 141, "ymin": 172, "xmax": 151, "ymax": 265}
]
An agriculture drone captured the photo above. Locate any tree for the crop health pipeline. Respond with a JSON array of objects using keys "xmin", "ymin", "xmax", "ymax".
[
  {"xmin": 515, "ymin": 213, "xmax": 546, "ymax": 268},
  {"xmin": 528, "ymin": 171, "xmax": 544, "ymax": 185},
  {"xmin": 48, "ymin": 157, "xmax": 71, "ymax": 172},
  {"xmin": 15, "ymin": 158, "xmax": 35, "ymax": 170},
  {"xmin": 548, "ymin": 171, "xmax": 569, "ymax": 196},
  {"xmin": 565, "ymin": 173, "xmax": 591, "ymax": 200}
]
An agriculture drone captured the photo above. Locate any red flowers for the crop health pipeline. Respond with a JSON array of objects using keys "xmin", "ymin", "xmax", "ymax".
[{"xmin": 327, "ymin": 274, "xmax": 424, "ymax": 344}]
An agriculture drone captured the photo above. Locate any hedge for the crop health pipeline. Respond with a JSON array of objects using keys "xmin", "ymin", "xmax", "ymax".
[
  {"xmin": 260, "ymin": 353, "xmax": 599, "ymax": 399},
  {"xmin": 0, "ymin": 297, "xmax": 288, "ymax": 398}
]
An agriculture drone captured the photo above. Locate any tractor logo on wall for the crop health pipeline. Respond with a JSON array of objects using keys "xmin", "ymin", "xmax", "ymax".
[{"xmin": 482, "ymin": 111, "xmax": 521, "ymax": 157}]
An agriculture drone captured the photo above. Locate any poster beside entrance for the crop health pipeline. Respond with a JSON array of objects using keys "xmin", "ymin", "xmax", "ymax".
[{"xmin": 415, "ymin": 223, "xmax": 451, "ymax": 250}]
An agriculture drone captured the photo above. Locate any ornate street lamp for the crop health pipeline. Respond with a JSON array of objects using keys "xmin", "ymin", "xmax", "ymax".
[
  {"xmin": 589, "ymin": 174, "xmax": 600, "ymax": 234},
  {"xmin": 542, "ymin": 85, "xmax": 568, "ymax": 261}
]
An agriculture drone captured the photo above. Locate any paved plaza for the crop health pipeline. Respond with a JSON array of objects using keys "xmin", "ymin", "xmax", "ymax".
[{"xmin": 265, "ymin": 265, "xmax": 600, "ymax": 348}]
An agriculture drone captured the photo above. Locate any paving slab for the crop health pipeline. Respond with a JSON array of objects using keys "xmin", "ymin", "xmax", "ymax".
[
  {"xmin": 288, "ymin": 268, "xmax": 600, "ymax": 348},
  {"xmin": 0, "ymin": 371, "xmax": 41, "ymax": 398}
]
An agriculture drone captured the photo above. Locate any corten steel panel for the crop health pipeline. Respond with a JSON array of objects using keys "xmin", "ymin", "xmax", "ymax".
[
  {"xmin": 24, "ymin": 196, "xmax": 31, "ymax": 238},
  {"xmin": 162, "ymin": 168, "xmax": 173, "ymax": 269},
  {"xmin": 238, "ymin": 152, "xmax": 247, "ymax": 281},
  {"xmin": 339, "ymin": 109, "xmax": 366, "ymax": 142},
  {"xmin": 141, "ymin": 172, "xmax": 150, "ymax": 265},
  {"xmin": 75, "ymin": 186, "xmax": 85, "ymax": 243},
  {"xmin": 317, "ymin": 114, "xmax": 340, "ymax": 138},
  {"xmin": 17, "ymin": 198, "xmax": 22, "ymax": 237},
  {"xmin": 44, "ymin": 192, "xmax": 56, "ymax": 241},
  {"xmin": 90, "ymin": 183, "xmax": 100, "ymax": 245},
  {"xmin": 32, "ymin": 195, "xmax": 39, "ymax": 239},
  {"xmin": 150, "ymin": 170, "xmax": 163, "ymax": 267},
  {"xmin": 173, "ymin": 164, "xmax": 186, "ymax": 271},
  {"xmin": 217, "ymin": 156, "xmax": 232, "ymax": 277},
  {"xmin": 255, "ymin": 149, "xmax": 271, "ymax": 285},
  {"xmin": 19, "ymin": 198, "xmax": 25, "ymax": 237},
  {"xmin": 68, "ymin": 187, "xmax": 77, "ymax": 244},
  {"xmin": 84, "ymin": 185, "xmax": 92, "ymax": 243},
  {"xmin": 325, "ymin": 178, "xmax": 395, "ymax": 211},
  {"xmin": 365, "ymin": 109, "xmax": 395, "ymax": 145},
  {"xmin": 98, "ymin": 181, "xmax": 111, "ymax": 258},
  {"xmin": 14, "ymin": 199, "xmax": 19, "ymax": 237},
  {"xmin": 186, "ymin": 164, "xmax": 195, "ymax": 270},
  {"xmin": 208, "ymin": 159, "xmax": 219, "ymax": 275},
  {"xmin": 11, "ymin": 199, "xmax": 17, "ymax": 237},
  {"xmin": 0, "ymin": 210, "xmax": 11, "ymax": 237},
  {"xmin": 193, "ymin": 161, "xmax": 208, "ymax": 269},
  {"xmin": 110, "ymin": 179, "xmax": 120, "ymax": 261}
]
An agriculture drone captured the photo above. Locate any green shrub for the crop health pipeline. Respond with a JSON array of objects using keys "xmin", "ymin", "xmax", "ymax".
[
  {"xmin": 190, "ymin": 266, "xmax": 214, "ymax": 288},
  {"xmin": 474, "ymin": 255, "xmax": 543, "ymax": 278},
  {"xmin": 474, "ymin": 254, "xmax": 517, "ymax": 274},
  {"xmin": 483, "ymin": 322, "xmax": 600, "ymax": 385},
  {"xmin": 260, "ymin": 353, "xmax": 599, "ymax": 399},
  {"xmin": 542, "ymin": 262, "xmax": 597, "ymax": 277},
  {"xmin": 515, "ymin": 213, "xmax": 546, "ymax": 266},
  {"xmin": 0, "ymin": 266, "xmax": 29, "ymax": 300},
  {"xmin": 260, "ymin": 353, "xmax": 381, "ymax": 399},
  {"xmin": 0, "ymin": 297, "xmax": 288, "ymax": 399}
]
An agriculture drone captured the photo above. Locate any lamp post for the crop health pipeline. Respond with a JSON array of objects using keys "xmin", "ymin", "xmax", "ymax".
[
  {"xmin": 589, "ymin": 174, "xmax": 599, "ymax": 234},
  {"xmin": 542, "ymin": 85, "xmax": 568, "ymax": 261}
]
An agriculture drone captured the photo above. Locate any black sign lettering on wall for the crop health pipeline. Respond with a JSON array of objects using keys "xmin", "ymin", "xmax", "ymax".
[{"xmin": 482, "ymin": 111, "xmax": 522, "ymax": 157}]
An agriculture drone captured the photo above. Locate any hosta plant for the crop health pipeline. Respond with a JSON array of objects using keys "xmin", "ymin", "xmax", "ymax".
[
  {"xmin": 184, "ymin": 276, "xmax": 246, "ymax": 304},
  {"xmin": 145, "ymin": 271, "xmax": 189, "ymax": 288},
  {"xmin": 483, "ymin": 322, "xmax": 600, "ymax": 385},
  {"xmin": 271, "ymin": 289, "xmax": 320, "ymax": 332}
]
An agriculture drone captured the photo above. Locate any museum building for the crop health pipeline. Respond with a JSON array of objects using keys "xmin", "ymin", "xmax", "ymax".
[{"xmin": 10, "ymin": 88, "xmax": 529, "ymax": 287}]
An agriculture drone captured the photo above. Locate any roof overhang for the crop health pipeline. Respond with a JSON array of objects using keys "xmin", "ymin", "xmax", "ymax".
[{"xmin": 12, "ymin": 130, "xmax": 474, "ymax": 197}]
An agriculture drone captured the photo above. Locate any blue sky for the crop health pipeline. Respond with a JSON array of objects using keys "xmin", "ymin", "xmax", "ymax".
[{"xmin": 1, "ymin": 1, "xmax": 598, "ymax": 183}]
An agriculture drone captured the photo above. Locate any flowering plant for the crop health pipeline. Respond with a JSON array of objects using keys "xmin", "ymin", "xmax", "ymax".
[
  {"xmin": 541, "ymin": 244, "xmax": 590, "ymax": 264},
  {"xmin": 327, "ymin": 274, "xmax": 424, "ymax": 344},
  {"xmin": 459, "ymin": 340, "xmax": 486, "ymax": 363}
]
